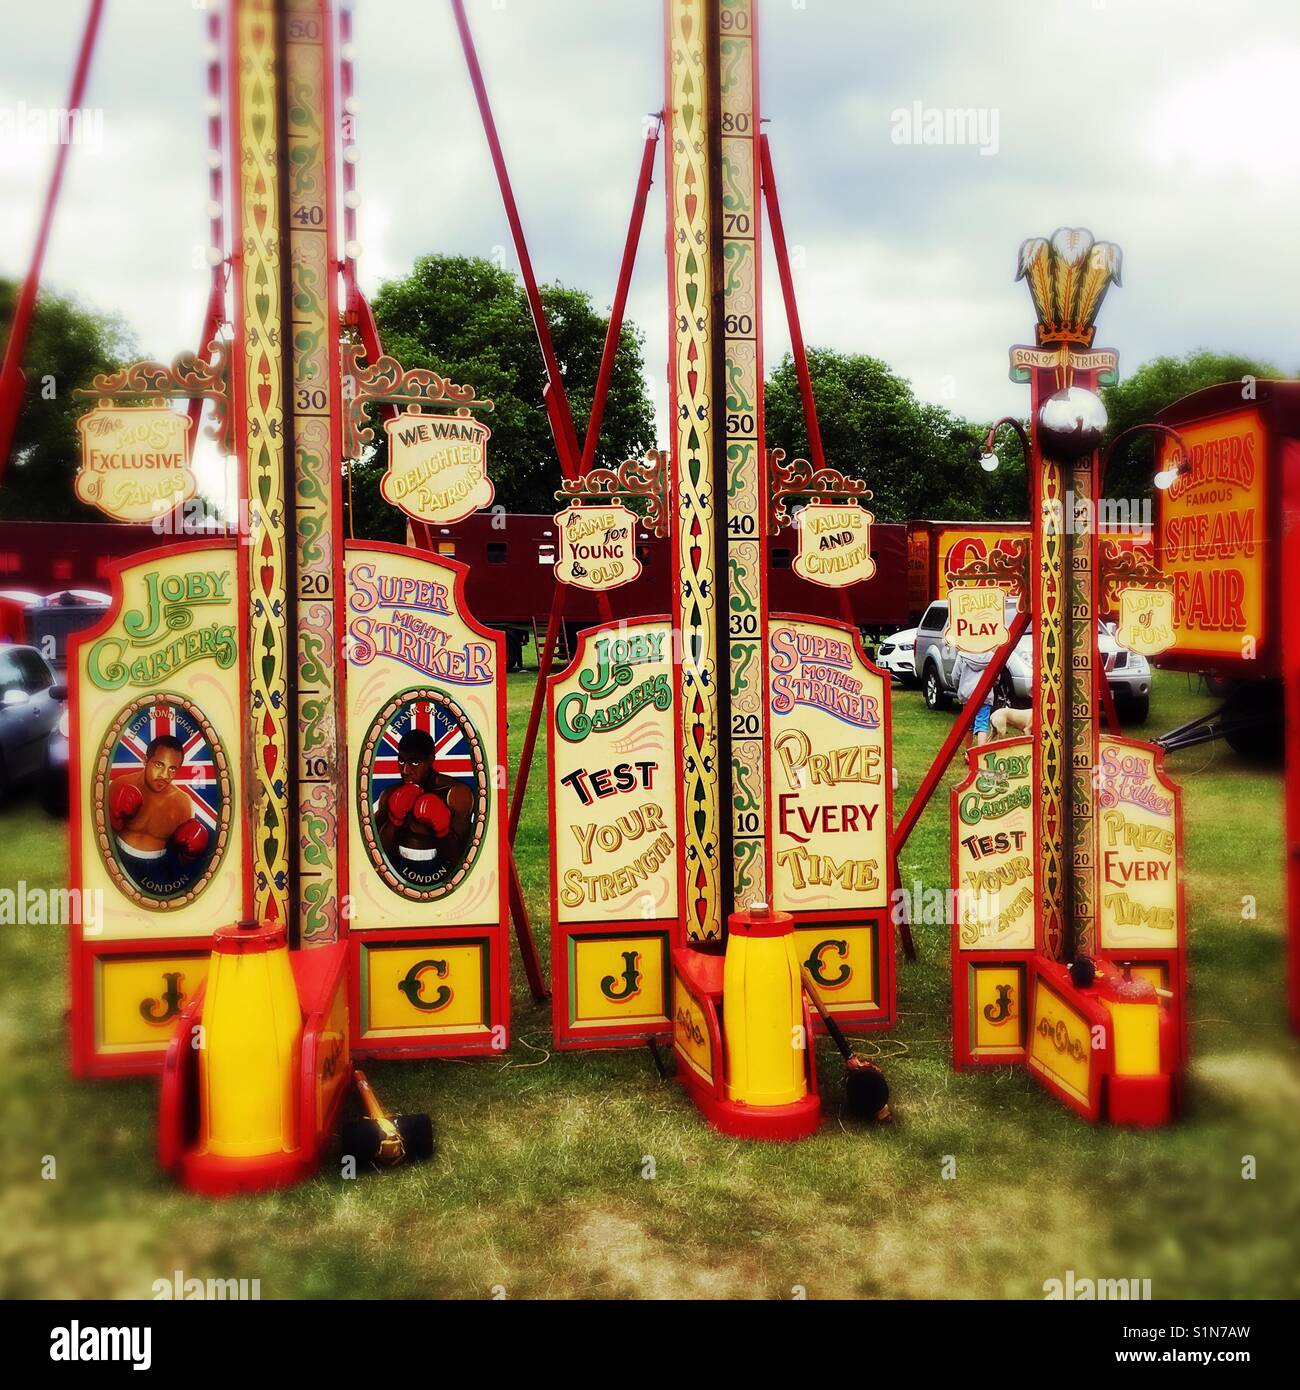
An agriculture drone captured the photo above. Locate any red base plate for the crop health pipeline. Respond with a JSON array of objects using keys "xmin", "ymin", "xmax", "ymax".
[
  {"xmin": 179, "ymin": 1146, "xmax": 314, "ymax": 1197},
  {"xmin": 678, "ymin": 1071, "xmax": 822, "ymax": 1141},
  {"xmin": 1107, "ymin": 1074, "xmax": 1175, "ymax": 1127}
]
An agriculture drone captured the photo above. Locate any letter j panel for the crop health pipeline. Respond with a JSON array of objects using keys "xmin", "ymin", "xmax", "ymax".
[
  {"xmin": 548, "ymin": 617, "xmax": 680, "ymax": 1047},
  {"xmin": 68, "ymin": 542, "xmax": 244, "ymax": 1076},
  {"xmin": 345, "ymin": 543, "xmax": 509, "ymax": 1056}
]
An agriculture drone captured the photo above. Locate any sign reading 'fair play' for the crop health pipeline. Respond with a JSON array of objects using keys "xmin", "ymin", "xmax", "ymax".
[
  {"xmin": 945, "ymin": 586, "xmax": 1009, "ymax": 655},
  {"xmin": 75, "ymin": 405, "xmax": 197, "ymax": 522},
  {"xmin": 381, "ymin": 409, "xmax": 493, "ymax": 526}
]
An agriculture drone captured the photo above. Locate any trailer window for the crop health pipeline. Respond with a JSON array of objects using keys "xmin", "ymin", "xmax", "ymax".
[
  {"xmin": 772, "ymin": 548, "xmax": 792, "ymax": 569},
  {"xmin": 487, "ymin": 543, "xmax": 507, "ymax": 564}
]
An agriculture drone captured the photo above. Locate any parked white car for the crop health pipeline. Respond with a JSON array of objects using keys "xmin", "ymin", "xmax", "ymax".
[{"xmin": 875, "ymin": 627, "xmax": 917, "ymax": 684}]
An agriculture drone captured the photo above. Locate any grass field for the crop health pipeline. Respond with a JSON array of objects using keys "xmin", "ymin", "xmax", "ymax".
[{"xmin": 1, "ymin": 669, "xmax": 1297, "ymax": 1299}]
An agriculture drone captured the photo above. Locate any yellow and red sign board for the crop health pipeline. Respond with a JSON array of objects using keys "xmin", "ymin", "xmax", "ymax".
[
  {"xmin": 1116, "ymin": 587, "xmax": 1176, "ymax": 656},
  {"xmin": 380, "ymin": 409, "xmax": 493, "ymax": 526},
  {"xmin": 952, "ymin": 740, "xmax": 1036, "ymax": 953},
  {"xmin": 767, "ymin": 615, "xmax": 895, "ymax": 1027},
  {"xmin": 568, "ymin": 933, "xmax": 670, "ymax": 1030},
  {"xmin": 343, "ymin": 543, "xmax": 509, "ymax": 1056},
  {"xmin": 950, "ymin": 737, "xmax": 1036, "ymax": 1069},
  {"xmin": 792, "ymin": 500, "xmax": 876, "ymax": 588},
  {"xmin": 1096, "ymin": 738, "xmax": 1180, "ymax": 954},
  {"xmin": 553, "ymin": 502, "xmax": 642, "ymax": 592},
  {"xmin": 769, "ymin": 617, "xmax": 889, "ymax": 913},
  {"xmin": 970, "ymin": 963, "xmax": 1026, "ymax": 1058},
  {"xmin": 1157, "ymin": 408, "xmax": 1266, "ymax": 663},
  {"xmin": 75, "ymin": 404, "xmax": 197, "ymax": 523},
  {"xmin": 69, "ymin": 543, "xmax": 244, "ymax": 1076},
  {"xmin": 549, "ymin": 617, "xmax": 679, "ymax": 1046},
  {"xmin": 796, "ymin": 923, "xmax": 879, "ymax": 1013},
  {"xmin": 944, "ymin": 586, "xmax": 1009, "ymax": 655}
]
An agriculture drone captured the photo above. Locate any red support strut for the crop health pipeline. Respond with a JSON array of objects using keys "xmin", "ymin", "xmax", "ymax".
[{"xmin": 0, "ymin": 0, "xmax": 106, "ymax": 478}]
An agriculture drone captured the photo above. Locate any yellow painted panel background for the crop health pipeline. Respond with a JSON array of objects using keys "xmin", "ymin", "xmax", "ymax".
[
  {"xmin": 795, "ymin": 924, "xmax": 876, "ymax": 1011},
  {"xmin": 571, "ymin": 935, "xmax": 668, "ymax": 1026},
  {"xmin": 1110, "ymin": 1001, "xmax": 1161, "ymax": 1076},
  {"xmin": 1029, "ymin": 983, "xmax": 1094, "ymax": 1105},
  {"xmin": 76, "ymin": 548, "xmax": 243, "ymax": 942},
  {"xmin": 769, "ymin": 619, "xmax": 889, "ymax": 914},
  {"xmin": 363, "ymin": 942, "xmax": 488, "ymax": 1035},
  {"xmin": 672, "ymin": 972, "xmax": 714, "ymax": 1086},
  {"xmin": 97, "ymin": 954, "xmax": 208, "ymax": 1052},
  {"xmin": 972, "ymin": 964, "xmax": 1024, "ymax": 1054}
]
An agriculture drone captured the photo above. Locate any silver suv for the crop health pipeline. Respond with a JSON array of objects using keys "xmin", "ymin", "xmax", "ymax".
[{"xmin": 913, "ymin": 600, "xmax": 1151, "ymax": 723}]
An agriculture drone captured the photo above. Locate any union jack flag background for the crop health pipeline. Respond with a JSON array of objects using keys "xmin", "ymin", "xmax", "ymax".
[
  {"xmin": 368, "ymin": 695, "xmax": 480, "ymax": 810},
  {"xmin": 108, "ymin": 701, "xmax": 222, "ymax": 832}
]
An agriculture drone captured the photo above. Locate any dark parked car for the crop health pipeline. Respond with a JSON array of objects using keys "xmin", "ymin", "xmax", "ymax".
[{"xmin": 0, "ymin": 644, "xmax": 67, "ymax": 807}]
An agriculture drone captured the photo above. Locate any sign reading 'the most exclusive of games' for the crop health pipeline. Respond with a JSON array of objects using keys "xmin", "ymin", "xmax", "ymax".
[
  {"xmin": 766, "ymin": 615, "xmax": 895, "ymax": 1027},
  {"xmin": 548, "ymin": 617, "xmax": 679, "ymax": 1047}
]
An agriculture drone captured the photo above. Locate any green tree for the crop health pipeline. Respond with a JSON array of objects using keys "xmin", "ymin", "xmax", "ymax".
[
  {"xmin": 764, "ymin": 347, "xmax": 1027, "ymax": 523},
  {"xmin": 1101, "ymin": 350, "xmax": 1285, "ymax": 500},
  {"xmin": 0, "ymin": 279, "xmax": 132, "ymax": 520},
  {"xmin": 353, "ymin": 255, "xmax": 656, "ymax": 537}
]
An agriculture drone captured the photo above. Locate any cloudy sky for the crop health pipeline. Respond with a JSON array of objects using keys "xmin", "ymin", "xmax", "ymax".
[{"xmin": 3, "ymin": 0, "xmax": 1298, "ymax": 447}]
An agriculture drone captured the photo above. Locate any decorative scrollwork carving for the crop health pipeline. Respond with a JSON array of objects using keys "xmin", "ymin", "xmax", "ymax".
[
  {"xmin": 947, "ymin": 537, "xmax": 1031, "ymax": 604},
  {"xmin": 341, "ymin": 344, "xmax": 494, "ymax": 459},
  {"xmin": 555, "ymin": 449, "xmax": 670, "ymax": 538},
  {"xmin": 73, "ymin": 340, "xmax": 232, "ymax": 453},
  {"xmin": 1099, "ymin": 539, "xmax": 1171, "ymax": 608},
  {"xmin": 767, "ymin": 447, "xmax": 872, "ymax": 531}
]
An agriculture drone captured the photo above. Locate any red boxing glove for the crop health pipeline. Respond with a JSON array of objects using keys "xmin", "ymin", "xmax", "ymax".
[
  {"xmin": 412, "ymin": 792, "xmax": 451, "ymax": 836},
  {"xmin": 386, "ymin": 784, "xmax": 420, "ymax": 827},
  {"xmin": 173, "ymin": 818, "xmax": 209, "ymax": 862},
  {"xmin": 109, "ymin": 781, "xmax": 143, "ymax": 832}
]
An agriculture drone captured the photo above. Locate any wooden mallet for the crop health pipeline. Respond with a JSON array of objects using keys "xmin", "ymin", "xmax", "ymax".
[
  {"xmin": 339, "ymin": 1069, "xmax": 436, "ymax": 1168},
  {"xmin": 801, "ymin": 968, "xmax": 892, "ymax": 1122}
]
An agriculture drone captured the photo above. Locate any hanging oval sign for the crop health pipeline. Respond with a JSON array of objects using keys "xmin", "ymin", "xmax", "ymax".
[
  {"xmin": 380, "ymin": 408, "xmax": 493, "ymax": 526},
  {"xmin": 944, "ymin": 585, "xmax": 1010, "ymax": 655},
  {"xmin": 74, "ymin": 405, "xmax": 197, "ymax": 522},
  {"xmin": 792, "ymin": 498, "xmax": 876, "ymax": 588},
  {"xmin": 553, "ymin": 501, "xmax": 643, "ymax": 592},
  {"xmin": 1116, "ymin": 586, "xmax": 1176, "ymax": 656}
]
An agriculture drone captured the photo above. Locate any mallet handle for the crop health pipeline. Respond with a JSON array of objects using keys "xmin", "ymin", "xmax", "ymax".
[
  {"xmin": 800, "ymin": 968, "xmax": 854, "ymax": 1064},
  {"xmin": 353, "ymin": 1069, "xmax": 387, "ymax": 1126}
]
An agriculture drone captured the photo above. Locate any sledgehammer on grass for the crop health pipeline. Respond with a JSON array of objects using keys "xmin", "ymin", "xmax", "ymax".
[
  {"xmin": 339, "ymin": 1070, "xmax": 436, "ymax": 1168},
  {"xmin": 800, "ymin": 969, "xmax": 892, "ymax": 1123}
]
